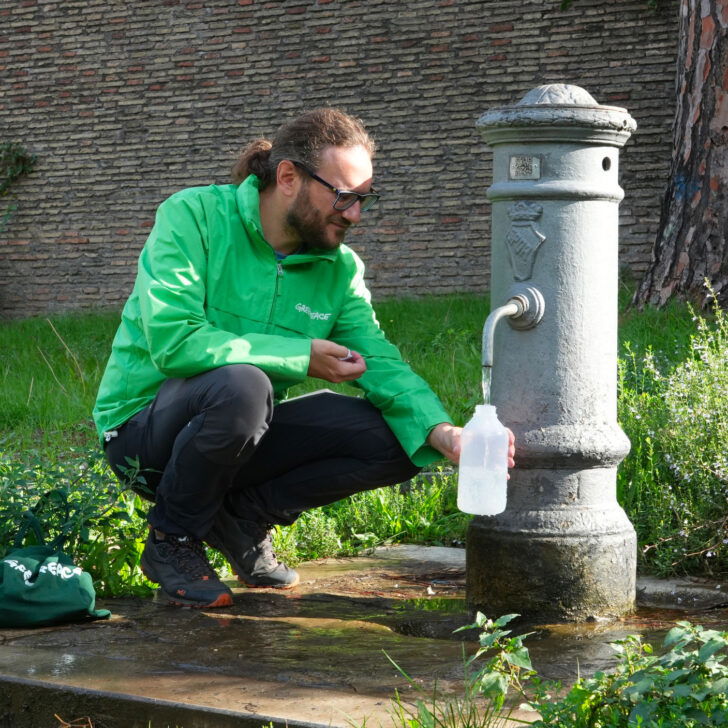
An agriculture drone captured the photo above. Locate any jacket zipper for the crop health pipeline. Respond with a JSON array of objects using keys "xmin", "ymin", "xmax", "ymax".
[{"xmin": 267, "ymin": 262, "xmax": 284, "ymax": 329}]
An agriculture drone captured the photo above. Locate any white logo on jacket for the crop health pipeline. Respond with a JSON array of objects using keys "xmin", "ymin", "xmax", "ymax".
[{"xmin": 295, "ymin": 303, "xmax": 332, "ymax": 321}]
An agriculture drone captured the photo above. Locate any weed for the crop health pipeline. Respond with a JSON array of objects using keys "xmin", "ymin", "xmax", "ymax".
[
  {"xmin": 379, "ymin": 616, "xmax": 728, "ymax": 728},
  {"xmin": 531, "ymin": 621, "xmax": 728, "ymax": 727},
  {"xmin": 0, "ymin": 448, "xmax": 150, "ymax": 597},
  {"xmin": 0, "ymin": 141, "xmax": 36, "ymax": 234},
  {"xmin": 382, "ymin": 613, "xmax": 534, "ymax": 728},
  {"xmin": 271, "ymin": 467, "xmax": 468, "ymax": 567},
  {"xmin": 617, "ymin": 293, "xmax": 728, "ymax": 575},
  {"xmin": 271, "ymin": 508, "xmax": 343, "ymax": 566}
]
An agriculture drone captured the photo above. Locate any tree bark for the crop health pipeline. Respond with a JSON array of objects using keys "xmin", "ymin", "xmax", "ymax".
[{"xmin": 634, "ymin": 0, "xmax": 728, "ymax": 309}]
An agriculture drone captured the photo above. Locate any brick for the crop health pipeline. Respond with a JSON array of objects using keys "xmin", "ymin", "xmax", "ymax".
[{"xmin": 0, "ymin": 0, "xmax": 679, "ymax": 317}]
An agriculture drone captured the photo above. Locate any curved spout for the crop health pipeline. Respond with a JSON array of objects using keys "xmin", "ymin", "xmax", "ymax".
[{"xmin": 482, "ymin": 299, "xmax": 523, "ymax": 368}]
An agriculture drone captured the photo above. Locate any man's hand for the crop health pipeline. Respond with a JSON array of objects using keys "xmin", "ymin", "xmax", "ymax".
[
  {"xmin": 505, "ymin": 428, "xmax": 516, "ymax": 470},
  {"xmin": 308, "ymin": 339, "xmax": 367, "ymax": 383},
  {"xmin": 427, "ymin": 423, "xmax": 462, "ymax": 464},
  {"xmin": 427, "ymin": 423, "xmax": 517, "ymax": 470}
]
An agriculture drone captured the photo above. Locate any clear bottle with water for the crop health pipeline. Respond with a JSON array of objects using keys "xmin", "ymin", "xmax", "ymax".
[{"xmin": 457, "ymin": 404, "xmax": 509, "ymax": 515}]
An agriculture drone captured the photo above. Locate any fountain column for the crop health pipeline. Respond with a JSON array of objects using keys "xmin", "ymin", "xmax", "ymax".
[{"xmin": 466, "ymin": 84, "xmax": 637, "ymax": 622}]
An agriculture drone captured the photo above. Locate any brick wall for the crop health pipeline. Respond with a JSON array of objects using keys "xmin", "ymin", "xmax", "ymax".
[{"xmin": 0, "ymin": 0, "xmax": 678, "ymax": 318}]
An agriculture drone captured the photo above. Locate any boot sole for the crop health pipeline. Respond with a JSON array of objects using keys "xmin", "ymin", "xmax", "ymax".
[{"xmin": 163, "ymin": 591, "xmax": 234, "ymax": 608}]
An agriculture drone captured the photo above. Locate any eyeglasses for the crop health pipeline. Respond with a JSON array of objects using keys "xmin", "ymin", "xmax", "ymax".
[{"xmin": 292, "ymin": 161, "xmax": 380, "ymax": 212}]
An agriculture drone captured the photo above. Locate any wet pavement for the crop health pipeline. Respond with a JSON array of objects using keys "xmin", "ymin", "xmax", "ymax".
[{"xmin": 1, "ymin": 545, "xmax": 728, "ymax": 728}]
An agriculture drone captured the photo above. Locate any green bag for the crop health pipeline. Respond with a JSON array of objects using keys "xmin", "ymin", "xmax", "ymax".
[{"xmin": 0, "ymin": 546, "xmax": 111, "ymax": 628}]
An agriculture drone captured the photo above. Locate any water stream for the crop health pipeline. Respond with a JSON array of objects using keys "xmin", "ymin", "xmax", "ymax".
[{"xmin": 481, "ymin": 365, "xmax": 492, "ymax": 404}]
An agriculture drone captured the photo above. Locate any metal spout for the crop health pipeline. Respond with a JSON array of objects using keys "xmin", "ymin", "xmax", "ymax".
[
  {"xmin": 481, "ymin": 284, "xmax": 545, "ymax": 368},
  {"xmin": 482, "ymin": 300, "xmax": 522, "ymax": 368}
]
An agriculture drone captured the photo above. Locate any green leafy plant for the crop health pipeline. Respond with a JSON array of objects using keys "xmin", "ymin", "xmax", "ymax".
[
  {"xmin": 531, "ymin": 621, "xmax": 728, "ymax": 727},
  {"xmin": 329, "ymin": 467, "xmax": 468, "ymax": 550},
  {"xmin": 379, "ymin": 617, "xmax": 728, "ymax": 728},
  {"xmin": 455, "ymin": 613, "xmax": 535, "ymax": 705},
  {"xmin": 0, "ymin": 448, "xmax": 150, "ymax": 596},
  {"xmin": 269, "ymin": 466, "xmax": 469, "ymax": 567},
  {"xmin": 270, "ymin": 508, "xmax": 343, "ymax": 567},
  {"xmin": 0, "ymin": 141, "xmax": 37, "ymax": 232},
  {"xmin": 617, "ymin": 292, "xmax": 728, "ymax": 575},
  {"xmin": 382, "ymin": 613, "xmax": 534, "ymax": 728}
]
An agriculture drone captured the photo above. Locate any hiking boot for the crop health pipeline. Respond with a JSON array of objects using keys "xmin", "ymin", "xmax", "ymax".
[
  {"xmin": 140, "ymin": 529, "xmax": 233, "ymax": 608},
  {"xmin": 207, "ymin": 510, "xmax": 299, "ymax": 589}
]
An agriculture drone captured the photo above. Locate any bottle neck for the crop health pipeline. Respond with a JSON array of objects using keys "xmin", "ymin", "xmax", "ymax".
[{"xmin": 475, "ymin": 404, "xmax": 498, "ymax": 418}]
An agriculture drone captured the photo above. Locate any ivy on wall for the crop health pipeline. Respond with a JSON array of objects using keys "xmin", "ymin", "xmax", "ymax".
[{"xmin": 1, "ymin": 142, "xmax": 37, "ymax": 233}]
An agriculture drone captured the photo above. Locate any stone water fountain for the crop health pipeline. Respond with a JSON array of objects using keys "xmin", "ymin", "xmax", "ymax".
[{"xmin": 467, "ymin": 84, "xmax": 638, "ymax": 622}]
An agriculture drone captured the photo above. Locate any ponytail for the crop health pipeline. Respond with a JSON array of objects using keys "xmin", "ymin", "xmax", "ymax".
[{"xmin": 231, "ymin": 138, "xmax": 273, "ymax": 185}]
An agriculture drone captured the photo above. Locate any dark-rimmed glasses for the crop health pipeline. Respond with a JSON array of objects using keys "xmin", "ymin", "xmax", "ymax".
[{"xmin": 292, "ymin": 161, "xmax": 380, "ymax": 212}]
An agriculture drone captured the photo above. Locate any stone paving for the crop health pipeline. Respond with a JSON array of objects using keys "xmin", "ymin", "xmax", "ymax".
[{"xmin": 1, "ymin": 545, "xmax": 727, "ymax": 728}]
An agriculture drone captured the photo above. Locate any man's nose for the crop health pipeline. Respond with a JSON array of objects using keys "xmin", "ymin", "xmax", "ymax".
[{"xmin": 341, "ymin": 201, "xmax": 362, "ymax": 224}]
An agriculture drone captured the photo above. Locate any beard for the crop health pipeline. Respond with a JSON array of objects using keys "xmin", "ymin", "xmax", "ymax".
[{"xmin": 285, "ymin": 186, "xmax": 350, "ymax": 251}]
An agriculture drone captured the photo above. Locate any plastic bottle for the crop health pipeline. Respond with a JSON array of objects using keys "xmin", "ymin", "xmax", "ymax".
[{"xmin": 457, "ymin": 404, "xmax": 509, "ymax": 515}]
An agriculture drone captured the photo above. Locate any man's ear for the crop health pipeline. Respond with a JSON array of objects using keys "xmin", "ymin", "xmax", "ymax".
[{"xmin": 276, "ymin": 159, "xmax": 300, "ymax": 200}]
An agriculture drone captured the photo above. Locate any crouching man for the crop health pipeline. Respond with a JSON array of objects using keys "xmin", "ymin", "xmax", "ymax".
[{"xmin": 93, "ymin": 108, "xmax": 514, "ymax": 608}]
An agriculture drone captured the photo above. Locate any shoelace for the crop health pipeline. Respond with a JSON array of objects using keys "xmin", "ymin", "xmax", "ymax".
[
  {"xmin": 162, "ymin": 536, "xmax": 217, "ymax": 579},
  {"xmin": 251, "ymin": 524, "xmax": 278, "ymax": 570}
]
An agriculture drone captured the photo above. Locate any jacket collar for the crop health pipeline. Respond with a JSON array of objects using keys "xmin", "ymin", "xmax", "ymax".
[{"xmin": 236, "ymin": 175, "xmax": 340, "ymax": 263}]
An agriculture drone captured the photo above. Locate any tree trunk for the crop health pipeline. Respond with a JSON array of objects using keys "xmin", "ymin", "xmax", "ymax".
[{"xmin": 634, "ymin": 0, "xmax": 728, "ymax": 309}]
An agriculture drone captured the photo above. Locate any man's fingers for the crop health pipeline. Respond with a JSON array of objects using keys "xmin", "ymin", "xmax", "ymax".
[
  {"xmin": 308, "ymin": 339, "xmax": 366, "ymax": 382},
  {"xmin": 506, "ymin": 428, "xmax": 516, "ymax": 468}
]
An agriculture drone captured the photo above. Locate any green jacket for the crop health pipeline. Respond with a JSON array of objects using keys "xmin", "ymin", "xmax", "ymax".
[{"xmin": 93, "ymin": 175, "xmax": 452, "ymax": 466}]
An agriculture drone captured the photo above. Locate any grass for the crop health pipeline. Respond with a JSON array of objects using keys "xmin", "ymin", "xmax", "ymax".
[
  {"xmin": 1, "ymin": 287, "xmax": 726, "ymax": 592},
  {"xmin": 618, "ymin": 285, "xmax": 697, "ymax": 364},
  {"xmin": 271, "ymin": 466, "xmax": 469, "ymax": 568},
  {"xmin": 0, "ymin": 311, "xmax": 120, "ymax": 447}
]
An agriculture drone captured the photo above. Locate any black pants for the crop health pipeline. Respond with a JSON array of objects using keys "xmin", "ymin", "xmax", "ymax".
[{"xmin": 104, "ymin": 364, "xmax": 420, "ymax": 540}]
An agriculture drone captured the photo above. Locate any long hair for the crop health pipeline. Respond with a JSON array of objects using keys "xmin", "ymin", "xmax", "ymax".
[{"xmin": 231, "ymin": 108, "xmax": 375, "ymax": 187}]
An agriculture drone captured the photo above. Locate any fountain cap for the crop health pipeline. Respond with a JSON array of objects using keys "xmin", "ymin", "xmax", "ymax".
[
  {"xmin": 477, "ymin": 83, "xmax": 637, "ymax": 147},
  {"xmin": 517, "ymin": 83, "xmax": 598, "ymax": 106}
]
